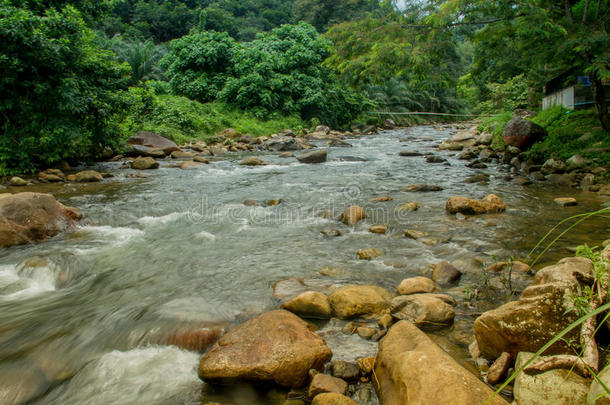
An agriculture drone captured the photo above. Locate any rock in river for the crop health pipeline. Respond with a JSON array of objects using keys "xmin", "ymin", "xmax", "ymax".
[
  {"xmin": 127, "ymin": 131, "xmax": 180, "ymax": 154},
  {"xmin": 298, "ymin": 150, "xmax": 327, "ymax": 164},
  {"xmin": 390, "ymin": 294, "xmax": 456, "ymax": 329},
  {"xmin": 312, "ymin": 393, "xmax": 359, "ymax": 405},
  {"xmin": 239, "ymin": 157, "xmax": 265, "ymax": 166},
  {"xmin": 74, "ymin": 170, "xmax": 103, "ymax": 183},
  {"xmin": 0, "ymin": 192, "xmax": 82, "ymax": 247},
  {"xmin": 445, "ymin": 194, "xmax": 505, "ymax": 215},
  {"xmin": 307, "ymin": 373, "xmax": 348, "ymax": 400},
  {"xmin": 375, "ymin": 320, "xmax": 509, "ymax": 405},
  {"xmin": 432, "ymin": 261, "xmax": 462, "ymax": 286},
  {"xmin": 403, "ymin": 184, "xmax": 443, "ymax": 192},
  {"xmin": 131, "ymin": 157, "xmax": 159, "ymax": 170},
  {"xmin": 397, "ymin": 277, "xmax": 435, "ymax": 295},
  {"xmin": 502, "ymin": 117, "xmax": 547, "ymax": 150},
  {"xmin": 281, "ymin": 291, "xmax": 332, "ymax": 319},
  {"xmin": 329, "ymin": 285, "xmax": 393, "ymax": 319},
  {"xmin": 340, "ymin": 205, "xmax": 366, "ymax": 225},
  {"xmin": 198, "ymin": 310, "xmax": 332, "ymax": 388}
]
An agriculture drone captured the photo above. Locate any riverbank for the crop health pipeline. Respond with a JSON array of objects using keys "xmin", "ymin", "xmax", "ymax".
[{"xmin": 0, "ymin": 123, "xmax": 608, "ymax": 404}]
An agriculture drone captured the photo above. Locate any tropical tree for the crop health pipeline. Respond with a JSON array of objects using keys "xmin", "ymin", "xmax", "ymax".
[
  {"xmin": 0, "ymin": 2, "xmax": 131, "ymax": 174},
  {"xmin": 432, "ymin": 0, "xmax": 610, "ymax": 128},
  {"xmin": 110, "ymin": 36, "xmax": 167, "ymax": 85}
]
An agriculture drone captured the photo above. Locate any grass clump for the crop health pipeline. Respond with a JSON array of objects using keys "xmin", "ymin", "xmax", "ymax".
[
  {"xmin": 122, "ymin": 92, "xmax": 306, "ymax": 145},
  {"xmin": 527, "ymin": 107, "xmax": 610, "ymax": 167},
  {"xmin": 477, "ymin": 111, "xmax": 511, "ymax": 151}
]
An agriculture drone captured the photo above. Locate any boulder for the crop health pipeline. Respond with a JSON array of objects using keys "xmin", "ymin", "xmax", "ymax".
[
  {"xmin": 403, "ymin": 184, "xmax": 443, "ymax": 192},
  {"xmin": 476, "ymin": 132, "xmax": 493, "ymax": 145},
  {"xmin": 307, "ymin": 374, "xmax": 348, "ymax": 400},
  {"xmin": 298, "ymin": 150, "xmax": 327, "ymax": 164},
  {"xmin": 239, "ymin": 157, "xmax": 265, "ymax": 166},
  {"xmin": 339, "ymin": 205, "xmax": 366, "ymax": 225},
  {"xmin": 432, "ymin": 261, "xmax": 462, "ymax": 286},
  {"xmin": 147, "ymin": 325, "xmax": 224, "ymax": 352},
  {"xmin": 329, "ymin": 285, "xmax": 393, "ymax": 319},
  {"xmin": 217, "ymin": 128, "xmax": 240, "ymax": 139},
  {"xmin": 390, "ymin": 294, "xmax": 455, "ymax": 329},
  {"xmin": 567, "ymin": 154, "xmax": 590, "ymax": 170},
  {"xmin": 374, "ymin": 320, "xmax": 509, "ymax": 405},
  {"xmin": 426, "ymin": 155, "xmax": 447, "ymax": 163},
  {"xmin": 131, "ymin": 157, "xmax": 159, "ymax": 170},
  {"xmin": 37, "ymin": 170, "xmax": 64, "ymax": 183},
  {"xmin": 264, "ymin": 136, "xmax": 301, "ymax": 151},
  {"xmin": 128, "ymin": 144, "xmax": 166, "ymax": 158},
  {"xmin": 9, "ymin": 177, "xmax": 27, "ymax": 187},
  {"xmin": 312, "ymin": 393, "xmax": 359, "ymax": 405},
  {"xmin": 74, "ymin": 170, "xmax": 103, "ymax": 183},
  {"xmin": 315, "ymin": 125, "xmax": 331, "ymax": 135},
  {"xmin": 514, "ymin": 352, "xmax": 589, "ymax": 405},
  {"xmin": 397, "ymin": 277, "xmax": 435, "ymax": 295},
  {"xmin": 198, "ymin": 310, "xmax": 332, "ymax": 388},
  {"xmin": 473, "ymin": 257, "xmax": 594, "ymax": 358},
  {"xmin": 546, "ymin": 173, "xmax": 574, "ymax": 187},
  {"xmin": 0, "ymin": 366, "xmax": 48, "ymax": 405},
  {"xmin": 486, "ymin": 352, "xmax": 511, "ymax": 385},
  {"xmin": 438, "ymin": 142, "xmax": 464, "ymax": 151},
  {"xmin": 404, "ymin": 229, "xmax": 426, "ymax": 240},
  {"xmin": 280, "ymin": 291, "xmax": 332, "ymax": 319},
  {"xmin": 193, "ymin": 156, "xmax": 210, "ymax": 164},
  {"xmin": 170, "ymin": 150, "xmax": 195, "ymax": 160},
  {"xmin": 330, "ymin": 360, "xmax": 360, "ymax": 382},
  {"xmin": 542, "ymin": 158, "xmax": 567, "ymax": 174},
  {"xmin": 445, "ymin": 194, "xmax": 505, "ymax": 215},
  {"xmin": 0, "ymin": 192, "xmax": 82, "ymax": 247},
  {"xmin": 357, "ymin": 248, "xmax": 382, "ymax": 260},
  {"xmin": 127, "ymin": 131, "xmax": 179, "ymax": 154},
  {"xmin": 502, "ymin": 117, "xmax": 547, "ymax": 150}
]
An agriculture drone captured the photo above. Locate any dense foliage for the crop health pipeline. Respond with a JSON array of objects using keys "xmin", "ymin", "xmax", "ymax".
[
  {"xmin": 0, "ymin": 2, "xmax": 130, "ymax": 174},
  {"xmin": 163, "ymin": 23, "xmax": 364, "ymax": 127}
]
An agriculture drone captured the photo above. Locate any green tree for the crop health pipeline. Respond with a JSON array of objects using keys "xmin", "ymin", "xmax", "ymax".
[
  {"xmin": 293, "ymin": 0, "xmax": 384, "ymax": 32},
  {"xmin": 160, "ymin": 30, "xmax": 236, "ymax": 102},
  {"xmin": 324, "ymin": 14, "xmax": 464, "ymax": 113},
  {"xmin": 435, "ymin": 0, "xmax": 610, "ymax": 128},
  {"xmin": 110, "ymin": 36, "xmax": 167, "ymax": 85},
  {"xmin": 0, "ymin": 2, "xmax": 131, "ymax": 174}
]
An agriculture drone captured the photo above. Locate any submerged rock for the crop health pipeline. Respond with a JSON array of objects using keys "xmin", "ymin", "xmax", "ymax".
[
  {"xmin": 198, "ymin": 310, "xmax": 332, "ymax": 388},
  {"xmin": 298, "ymin": 150, "xmax": 327, "ymax": 164},
  {"xmin": 374, "ymin": 321, "xmax": 509, "ymax": 405},
  {"xmin": 0, "ymin": 192, "xmax": 81, "ymax": 247},
  {"xmin": 312, "ymin": 393, "xmax": 359, "ymax": 405},
  {"xmin": 403, "ymin": 184, "xmax": 443, "ymax": 192},
  {"xmin": 239, "ymin": 157, "xmax": 265, "ymax": 166},
  {"xmin": 329, "ymin": 285, "xmax": 393, "ymax": 319},
  {"xmin": 432, "ymin": 261, "xmax": 462, "ymax": 286},
  {"xmin": 369, "ymin": 224, "xmax": 388, "ymax": 234},
  {"xmin": 357, "ymin": 248, "xmax": 382, "ymax": 260},
  {"xmin": 554, "ymin": 197, "xmax": 577, "ymax": 206}
]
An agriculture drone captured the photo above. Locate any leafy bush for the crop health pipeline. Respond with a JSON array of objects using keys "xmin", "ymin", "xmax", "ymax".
[
  {"xmin": 477, "ymin": 74, "xmax": 529, "ymax": 114},
  {"xmin": 160, "ymin": 31, "xmax": 236, "ymax": 103},
  {"xmin": 527, "ymin": 108, "xmax": 610, "ymax": 166},
  {"xmin": 477, "ymin": 111, "xmax": 512, "ymax": 151},
  {"xmin": 0, "ymin": 3, "xmax": 131, "ymax": 175},
  {"xmin": 162, "ymin": 22, "xmax": 363, "ymax": 128}
]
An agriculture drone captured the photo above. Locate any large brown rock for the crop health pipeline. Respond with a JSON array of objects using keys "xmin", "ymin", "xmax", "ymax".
[
  {"xmin": 340, "ymin": 205, "xmax": 366, "ymax": 225},
  {"xmin": 74, "ymin": 170, "xmax": 103, "ymax": 183},
  {"xmin": 375, "ymin": 321, "xmax": 509, "ymax": 405},
  {"xmin": 473, "ymin": 257, "xmax": 593, "ymax": 359},
  {"xmin": 329, "ymin": 285, "xmax": 393, "ymax": 319},
  {"xmin": 131, "ymin": 157, "xmax": 159, "ymax": 170},
  {"xmin": 307, "ymin": 373, "xmax": 348, "ymax": 400},
  {"xmin": 445, "ymin": 194, "xmax": 505, "ymax": 215},
  {"xmin": 280, "ymin": 291, "xmax": 332, "ymax": 319},
  {"xmin": 127, "ymin": 131, "xmax": 180, "ymax": 154},
  {"xmin": 198, "ymin": 310, "xmax": 332, "ymax": 388},
  {"xmin": 432, "ymin": 261, "xmax": 462, "ymax": 286},
  {"xmin": 390, "ymin": 294, "xmax": 455, "ymax": 329},
  {"xmin": 0, "ymin": 193, "xmax": 82, "ymax": 247},
  {"xmin": 396, "ymin": 277, "xmax": 435, "ymax": 295},
  {"xmin": 502, "ymin": 117, "xmax": 547, "ymax": 150}
]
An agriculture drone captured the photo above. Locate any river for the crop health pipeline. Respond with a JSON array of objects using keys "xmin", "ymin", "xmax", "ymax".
[{"xmin": 0, "ymin": 124, "xmax": 608, "ymax": 404}]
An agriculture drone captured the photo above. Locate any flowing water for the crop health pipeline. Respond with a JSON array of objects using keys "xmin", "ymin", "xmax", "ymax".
[{"xmin": 0, "ymin": 125, "xmax": 608, "ymax": 405}]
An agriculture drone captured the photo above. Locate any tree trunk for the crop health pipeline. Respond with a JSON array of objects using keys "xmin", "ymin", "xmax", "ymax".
[{"xmin": 589, "ymin": 74, "xmax": 610, "ymax": 130}]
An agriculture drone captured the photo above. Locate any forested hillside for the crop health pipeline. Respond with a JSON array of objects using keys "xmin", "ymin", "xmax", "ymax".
[{"xmin": 1, "ymin": 0, "xmax": 608, "ymax": 174}]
